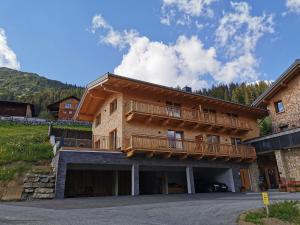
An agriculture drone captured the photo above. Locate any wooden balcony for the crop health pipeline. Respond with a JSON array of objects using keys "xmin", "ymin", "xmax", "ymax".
[
  {"xmin": 124, "ymin": 135, "xmax": 256, "ymax": 162},
  {"xmin": 125, "ymin": 100, "xmax": 250, "ymax": 133}
]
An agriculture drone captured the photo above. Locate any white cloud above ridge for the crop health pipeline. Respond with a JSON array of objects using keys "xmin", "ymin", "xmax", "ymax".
[
  {"xmin": 286, "ymin": 0, "xmax": 300, "ymax": 14},
  {"xmin": 91, "ymin": 1, "xmax": 274, "ymax": 89},
  {"xmin": 0, "ymin": 28, "xmax": 20, "ymax": 70},
  {"xmin": 160, "ymin": 0, "xmax": 217, "ymax": 27}
]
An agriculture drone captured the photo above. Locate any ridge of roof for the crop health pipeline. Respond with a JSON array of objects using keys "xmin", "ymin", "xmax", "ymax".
[
  {"xmin": 252, "ymin": 59, "xmax": 300, "ymax": 107},
  {"xmin": 85, "ymin": 72, "xmax": 266, "ymax": 114}
]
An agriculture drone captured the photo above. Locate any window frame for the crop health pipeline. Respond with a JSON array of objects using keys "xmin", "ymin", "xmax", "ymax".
[
  {"xmin": 274, "ymin": 100, "xmax": 285, "ymax": 113},
  {"xmin": 65, "ymin": 103, "xmax": 72, "ymax": 109},
  {"xmin": 110, "ymin": 99, "xmax": 118, "ymax": 115},
  {"xmin": 95, "ymin": 113, "xmax": 101, "ymax": 127}
]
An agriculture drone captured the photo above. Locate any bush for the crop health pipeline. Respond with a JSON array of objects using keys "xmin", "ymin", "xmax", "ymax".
[{"xmin": 269, "ymin": 201, "xmax": 300, "ymax": 223}]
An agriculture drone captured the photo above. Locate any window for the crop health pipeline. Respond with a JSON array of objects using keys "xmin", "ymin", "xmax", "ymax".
[
  {"xmin": 95, "ymin": 113, "xmax": 101, "ymax": 127},
  {"xmin": 167, "ymin": 130, "xmax": 183, "ymax": 149},
  {"xmin": 206, "ymin": 135, "xmax": 220, "ymax": 152},
  {"xmin": 231, "ymin": 137, "xmax": 242, "ymax": 146},
  {"xmin": 110, "ymin": 99, "xmax": 117, "ymax": 114},
  {"xmin": 274, "ymin": 100, "xmax": 284, "ymax": 113},
  {"xmin": 203, "ymin": 108, "xmax": 216, "ymax": 122},
  {"xmin": 109, "ymin": 129, "xmax": 117, "ymax": 149},
  {"xmin": 65, "ymin": 103, "xmax": 72, "ymax": 109},
  {"xmin": 166, "ymin": 102, "xmax": 181, "ymax": 118},
  {"xmin": 227, "ymin": 113, "xmax": 238, "ymax": 126}
]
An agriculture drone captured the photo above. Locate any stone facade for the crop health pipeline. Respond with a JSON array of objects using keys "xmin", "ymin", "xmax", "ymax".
[
  {"xmin": 275, "ymin": 148, "xmax": 300, "ymax": 183},
  {"xmin": 22, "ymin": 173, "xmax": 55, "ymax": 200},
  {"xmin": 267, "ymin": 70, "xmax": 300, "ymax": 132}
]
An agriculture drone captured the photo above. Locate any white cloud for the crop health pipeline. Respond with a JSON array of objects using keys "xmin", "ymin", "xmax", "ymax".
[
  {"xmin": 0, "ymin": 28, "xmax": 20, "ymax": 70},
  {"xmin": 91, "ymin": 2, "xmax": 274, "ymax": 88},
  {"xmin": 114, "ymin": 35, "xmax": 218, "ymax": 89},
  {"xmin": 214, "ymin": 2, "xmax": 274, "ymax": 83},
  {"xmin": 161, "ymin": 0, "xmax": 217, "ymax": 26},
  {"xmin": 286, "ymin": 0, "xmax": 300, "ymax": 14},
  {"xmin": 92, "ymin": 14, "xmax": 138, "ymax": 49}
]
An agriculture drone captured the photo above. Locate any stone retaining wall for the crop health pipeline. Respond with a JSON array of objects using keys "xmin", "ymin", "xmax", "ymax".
[{"xmin": 22, "ymin": 173, "xmax": 55, "ymax": 200}]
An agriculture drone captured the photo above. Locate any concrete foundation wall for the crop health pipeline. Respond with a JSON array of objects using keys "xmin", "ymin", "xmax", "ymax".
[{"xmin": 54, "ymin": 150, "xmax": 254, "ymax": 198}]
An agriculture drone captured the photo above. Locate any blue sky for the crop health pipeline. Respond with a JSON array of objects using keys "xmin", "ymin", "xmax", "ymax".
[{"xmin": 0, "ymin": 0, "xmax": 300, "ymax": 89}]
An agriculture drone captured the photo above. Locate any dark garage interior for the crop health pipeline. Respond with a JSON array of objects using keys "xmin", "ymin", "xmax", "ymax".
[
  {"xmin": 194, "ymin": 167, "xmax": 235, "ymax": 193},
  {"xmin": 64, "ymin": 165, "xmax": 131, "ymax": 198}
]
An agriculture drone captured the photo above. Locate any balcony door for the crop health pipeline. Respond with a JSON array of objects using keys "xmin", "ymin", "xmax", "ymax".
[
  {"xmin": 207, "ymin": 135, "xmax": 220, "ymax": 152},
  {"xmin": 166, "ymin": 102, "xmax": 181, "ymax": 118},
  {"xmin": 109, "ymin": 129, "xmax": 117, "ymax": 150},
  {"xmin": 167, "ymin": 130, "xmax": 183, "ymax": 150},
  {"xmin": 203, "ymin": 108, "xmax": 216, "ymax": 123}
]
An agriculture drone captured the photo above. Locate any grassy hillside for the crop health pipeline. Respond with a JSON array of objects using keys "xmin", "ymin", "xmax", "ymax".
[
  {"xmin": 0, "ymin": 67, "xmax": 84, "ymax": 116},
  {"xmin": 0, "ymin": 121, "xmax": 52, "ymax": 181}
]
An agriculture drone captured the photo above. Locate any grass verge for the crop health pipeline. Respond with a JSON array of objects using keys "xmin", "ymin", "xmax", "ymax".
[{"xmin": 244, "ymin": 201, "xmax": 300, "ymax": 225}]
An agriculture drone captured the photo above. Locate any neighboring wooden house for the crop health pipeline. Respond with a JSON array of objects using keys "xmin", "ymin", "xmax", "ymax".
[
  {"xmin": 52, "ymin": 73, "xmax": 267, "ymax": 198},
  {"xmin": 0, "ymin": 100, "xmax": 34, "ymax": 117},
  {"xmin": 248, "ymin": 59, "xmax": 300, "ymax": 191},
  {"xmin": 47, "ymin": 96, "xmax": 80, "ymax": 120}
]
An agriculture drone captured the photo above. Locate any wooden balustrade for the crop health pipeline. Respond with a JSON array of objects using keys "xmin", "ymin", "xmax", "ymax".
[
  {"xmin": 92, "ymin": 135, "xmax": 122, "ymax": 151},
  {"xmin": 126, "ymin": 100, "xmax": 249, "ymax": 130},
  {"xmin": 126, "ymin": 135, "xmax": 256, "ymax": 161}
]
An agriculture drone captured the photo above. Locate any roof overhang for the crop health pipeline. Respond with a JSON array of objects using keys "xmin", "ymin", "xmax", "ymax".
[
  {"xmin": 252, "ymin": 60, "xmax": 300, "ymax": 107},
  {"xmin": 75, "ymin": 73, "xmax": 268, "ymax": 122}
]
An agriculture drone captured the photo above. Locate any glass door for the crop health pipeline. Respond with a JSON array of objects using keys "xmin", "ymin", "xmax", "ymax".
[{"xmin": 168, "ymin": 130, "xmax": 183, "ymax": 150}]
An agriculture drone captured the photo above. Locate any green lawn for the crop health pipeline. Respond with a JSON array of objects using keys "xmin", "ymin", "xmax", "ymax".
[
  {"xmin": 0, "ymin": 121, "xmax": 52, "ymax": 180},
  {"xmin": 0, "ymin": 121, "xmax": 91, "ymax": 181}
]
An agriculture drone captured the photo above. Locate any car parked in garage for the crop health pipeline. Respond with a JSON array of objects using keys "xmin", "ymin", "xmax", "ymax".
[{"xmin": 195, "ymin": 180, "xmax": 228, "ymax": 193}]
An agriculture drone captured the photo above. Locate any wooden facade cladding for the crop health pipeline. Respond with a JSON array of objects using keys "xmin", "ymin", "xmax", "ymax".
[
  {"xmin": 123, "ymin": 134, "xmax": 256, "ymax": 161},
  {"xmin": 125, "ymin": 99, "xmax": 250, "ymax": 134},
  {"xmin": 74, "ymin": 73, "xmax": 267, "ymax": 162}
]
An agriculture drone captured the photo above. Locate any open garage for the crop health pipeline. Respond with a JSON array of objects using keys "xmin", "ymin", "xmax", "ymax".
[
  {"xmin": 139, "ymin": 166, "xmax": 187, "ymax": 195},
  {"xmin": 193, "ymin": 167, "xmax": 235, "ymax": 193},
  {"xmin": 64, "ymin": 164, "xmax": 131, "ymax": 197}
]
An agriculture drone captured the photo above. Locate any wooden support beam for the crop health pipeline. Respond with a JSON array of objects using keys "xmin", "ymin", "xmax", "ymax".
[
  {"xmin": 146, "ymin": 151, "xmax": 154, "ymax": 158},
  {"xmin": 162, "ymin": 118, "xmax": 170, "ymax": 126},
  {"xmin": 145, "ymin": 116, "xmax": 153, "ymax": 124},
  {"xmin": 127, "ymin": 150, "xmax": 135, "ymax": 158},
  {"xmin": 163, "ymin": 152, "xmax": 172, "ymax": 159},
  {"xmin": 179, "ymin": 154, "xmax": 188, "ymax": 160}
]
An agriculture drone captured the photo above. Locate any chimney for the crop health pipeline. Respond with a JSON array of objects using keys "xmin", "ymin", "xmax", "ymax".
[{"xmin": 182, "ymin": 86, "xmax": 192, "ymax": 93}]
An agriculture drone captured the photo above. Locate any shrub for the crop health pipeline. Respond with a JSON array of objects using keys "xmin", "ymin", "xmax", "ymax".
[{"xmin": 269, "ymin": 201, "xmax": 300, "ymax": 223}]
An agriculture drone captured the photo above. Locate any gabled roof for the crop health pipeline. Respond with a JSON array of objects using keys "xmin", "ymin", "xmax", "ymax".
[
  {"xmin": 75, "ymin": 72, "xmax": 268, "ymax": 121},
  {"xmin": 252, "ymin": 59, "xmax": 300, "ymax": 107},
  {"xmin": 47, "ymin": 96, "xmax": 80, "ymax": 110}
]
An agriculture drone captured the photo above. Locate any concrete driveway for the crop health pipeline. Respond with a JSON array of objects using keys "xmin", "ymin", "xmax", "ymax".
[{"xmin": 0, "ymin": 192, "xmax": 299, "ymax": 225}]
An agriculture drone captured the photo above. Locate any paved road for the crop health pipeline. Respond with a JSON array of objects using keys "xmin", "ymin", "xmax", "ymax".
[{"xmin": 0, "ymin": 192, "xmax": 299, "ymax": 225}]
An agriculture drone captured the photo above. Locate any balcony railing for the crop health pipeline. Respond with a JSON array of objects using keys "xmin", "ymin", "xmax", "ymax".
[
  {"xmin": 93, "ymin": 135, "xmax": 122, "ymax": 151},
  {"xmin": 125, "ymin": 135, "xmax": 256, "ymax": 160},
  {"xmin": 125, "ymin": 100, "xmax": 249, "ymax": 130}
]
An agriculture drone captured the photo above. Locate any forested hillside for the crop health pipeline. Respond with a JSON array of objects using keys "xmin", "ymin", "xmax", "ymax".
[
  {"xmin": 0, "ymin": 67, "xmax": 271, "ymax": 117},
  {"xmin": 196, "ymin": 81, "xmax": 271, "ymax": 105},
  {"xmin": 0, "ymin": 67, "xmax": 84, "ymax": 116}
]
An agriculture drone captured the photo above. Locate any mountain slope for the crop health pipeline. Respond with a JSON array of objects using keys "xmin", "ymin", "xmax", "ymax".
[{"xmin": 0, "ymin": 67, "xmax": 84, "ymax": 116}]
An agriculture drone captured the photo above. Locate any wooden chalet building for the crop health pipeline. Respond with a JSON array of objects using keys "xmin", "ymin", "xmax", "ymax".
[
  {"xmin": 248, "ymin": 60, "xmax": 300, "ymax": 191},
  {"xmin": 0, "ymin": 100, "xmax": 34, "ymax": 117},
  {"xmin": 47, "ymin": 96, "xmax": 80, "ymax": 120},
  {"xmin": 53, "ymin": 73, "xmax": 267, "ymax": 198}
]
